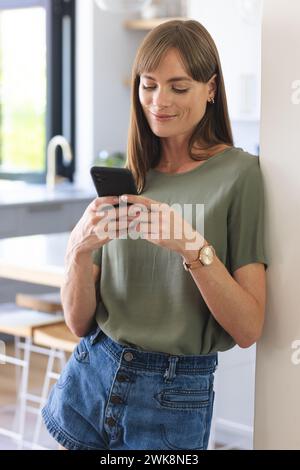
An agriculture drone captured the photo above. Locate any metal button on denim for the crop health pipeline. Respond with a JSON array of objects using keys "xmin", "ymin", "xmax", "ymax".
[
  {"xmin": 116, "ymin": 373, "xmax": 130, "ymax": 382},
  {"xmin": 105, "ymin": 417, "xmax": 117, "ymax": 427},
  {"xmin": 124, "ymin": 352, "xmax": 134, "ymax": 362},
  {"xmin": 110, "ymin": 395, "xmax": 123, "ymax": 404}
]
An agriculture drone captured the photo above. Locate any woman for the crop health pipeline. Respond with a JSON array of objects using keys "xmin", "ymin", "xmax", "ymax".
[{"xmin": 42, "ymin": 20, "xmax": 268, "ymax": 450}]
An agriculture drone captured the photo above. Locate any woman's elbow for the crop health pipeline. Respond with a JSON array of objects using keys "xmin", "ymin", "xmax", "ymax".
[
  {"xmin": 237, "ymin": 309, "xmax": 265, "ymax": 349},
  {"xmin": 237, "ymin": 337, "xmax": 257, "ymax": 349},
  {"xmin": 236, "ymin": 327, "xmax": 263, "ymax": 349},
  {"xmin": 65, "ymin": 318, "xmax": 91, "ymax": 338}
]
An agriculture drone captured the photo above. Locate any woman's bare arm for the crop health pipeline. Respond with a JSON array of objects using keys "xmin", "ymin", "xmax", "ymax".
[{"xmin": 61, "ymin": 195, "xmax": 127, "ymax": 336}]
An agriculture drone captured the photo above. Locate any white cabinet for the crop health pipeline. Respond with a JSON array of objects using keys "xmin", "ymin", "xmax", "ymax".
[
  {"xmin": 20, "ymin": 203, "xmax": 69, "ymax": 235},
  {"xmin": 0, "ymin": 207, "xmax": 22, "ymax": 238},
  {"xmin": 18, "ymin": 200, "xmax": 90, "ymax": 236},
  {"xmin": 0, "ymin": 199, "xmax": 91, "ymax": 239}
]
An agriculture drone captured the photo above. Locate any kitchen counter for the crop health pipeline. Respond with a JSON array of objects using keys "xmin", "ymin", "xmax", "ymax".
[
  {"xmin": 0, "ymin": 232, "xmax": 68, "ymax": 287},
  {"xmin": 0, "ymin": 180, "xmax": 95, "ymax": 207},
  {"xmin": 0, "ymin": 181, "xmax": 95, "ymax": 242},
  {"xmin": 0, "ymin": 182, "xmax": 95, "ymax": 301}
]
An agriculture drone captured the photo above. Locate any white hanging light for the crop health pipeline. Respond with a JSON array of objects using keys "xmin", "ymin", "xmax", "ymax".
[{"xmin": 95, "ymin": 0, "xmax": 152, "ymax": 14}]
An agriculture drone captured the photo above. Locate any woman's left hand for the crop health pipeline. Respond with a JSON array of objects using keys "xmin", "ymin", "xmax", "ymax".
[{"xmin": 120, "ymin": 194, "xmax": 205, "ymax": 257}]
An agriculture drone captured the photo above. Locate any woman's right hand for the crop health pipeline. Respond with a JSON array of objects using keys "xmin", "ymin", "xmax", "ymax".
[{"xmin": 65, "ymin": 196, "xmax": 128, "ymax": 262}]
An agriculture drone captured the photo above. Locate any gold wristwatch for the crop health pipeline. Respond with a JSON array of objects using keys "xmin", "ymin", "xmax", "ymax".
[{"xmin": 183, "ymin": 244, "xmax": 216, "ymax": 271}]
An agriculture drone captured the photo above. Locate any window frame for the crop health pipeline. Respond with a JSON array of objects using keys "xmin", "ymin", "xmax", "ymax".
[{"xmin": 0, "ymin": 0, "xmax": 76, "ymax": 183}]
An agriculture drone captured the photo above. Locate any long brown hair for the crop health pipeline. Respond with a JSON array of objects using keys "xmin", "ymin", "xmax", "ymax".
[{"xmin": 126, "ymin": 19, "xmax": 234, "ymax": 193}]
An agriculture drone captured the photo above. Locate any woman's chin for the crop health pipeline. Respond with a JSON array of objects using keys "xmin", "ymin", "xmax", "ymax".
[{"xmin": 150, "ymin": 129, "xmax": 178, "ymax": 138}]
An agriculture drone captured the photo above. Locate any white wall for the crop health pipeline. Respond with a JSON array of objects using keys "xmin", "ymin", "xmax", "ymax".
[
  {"xmin": 93, "ymin": 6, "xmax": 145, "ymax": 158},
  {"xmin": 189, "ymin": 0, "xmax": 263, "ymax": 156},
  {"xmin": 254, "ymin": 0, "xmax": 300, "ymax": 449},
  {"xmin": 75, "ymin": 0, "xmax": 144, "ymax": 189},
  {"xmin": 189, "ymin": 0, "xmax": 263, "ymax": 122}
]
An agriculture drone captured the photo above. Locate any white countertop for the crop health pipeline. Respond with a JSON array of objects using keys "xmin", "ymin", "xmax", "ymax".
[
  {"xmin": 0, "ymin": 232, "xmax": 69, "ymax": 287},
  {"xmin": 0, "ymin": 180, "xmax": 95, "ymax": 206}
]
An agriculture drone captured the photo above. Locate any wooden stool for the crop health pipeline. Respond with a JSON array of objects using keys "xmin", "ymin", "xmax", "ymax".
[
  {"xmin": 31, "ymin": 323, "xmax": 79, "ymax": 448},
  {"xmin": 0, "ymin": 303, "xmax": 64, "ymax": 448},
  {"xmin": 15, "ymin": 292, "xmax": 62, "ymax": 314},
  {"xmin": 34, "ymin": 323, "xmax": 78, "ymax": 353}
]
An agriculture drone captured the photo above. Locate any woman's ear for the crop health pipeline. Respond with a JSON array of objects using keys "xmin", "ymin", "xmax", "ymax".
[{"xmin": 208, "ymin": 73, "xmax": 217, "ymax": 95}]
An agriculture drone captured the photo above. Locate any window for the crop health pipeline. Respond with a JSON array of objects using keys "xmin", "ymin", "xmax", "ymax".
[{"xmin": 0, "ymin": 0, "xmax": 75, "ymax": 183}]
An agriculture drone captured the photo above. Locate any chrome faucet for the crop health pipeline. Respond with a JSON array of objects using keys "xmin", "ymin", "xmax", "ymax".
[{"xmin": 46, "ymin": 135, "xmax": 73, "ymax": 190}]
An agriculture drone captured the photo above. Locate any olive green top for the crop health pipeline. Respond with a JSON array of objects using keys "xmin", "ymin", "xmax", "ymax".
[{"xmin": 92, "ymin": 147, "xmax": 268, "ymax": 355}]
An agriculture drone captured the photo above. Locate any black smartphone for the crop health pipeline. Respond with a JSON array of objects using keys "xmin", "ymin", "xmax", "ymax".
[{"xmin": 90, "ymin": 166, "xmax": 138, "ymax": 207}]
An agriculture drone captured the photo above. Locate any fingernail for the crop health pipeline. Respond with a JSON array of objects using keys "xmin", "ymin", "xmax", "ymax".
[
  {"xmin": 98, "ymin": 211, "xmax": 105, "ymax": 217},
  {"xmin": 121, "ymin": 195, "xmax": 127, "ymax": 201}
]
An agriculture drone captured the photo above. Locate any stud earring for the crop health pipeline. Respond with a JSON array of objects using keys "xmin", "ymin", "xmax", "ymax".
[{"xmin": 210, "ymin": 97, "xmax": 215, "ymax": 104}]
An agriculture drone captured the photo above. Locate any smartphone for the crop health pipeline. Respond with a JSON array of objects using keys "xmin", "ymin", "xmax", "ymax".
[{"xmin": 90, "ymin": 166, "xmax": 138, "ymax": 207}]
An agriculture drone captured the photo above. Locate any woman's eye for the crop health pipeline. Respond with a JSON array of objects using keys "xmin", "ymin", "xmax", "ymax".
[
  {"xmin": 173, "ymin": 89, "xmax": 189, "ymax": 94},
  {"xmin": 142, "ymin": 85, "xmax": 189, "ymax": 94}
]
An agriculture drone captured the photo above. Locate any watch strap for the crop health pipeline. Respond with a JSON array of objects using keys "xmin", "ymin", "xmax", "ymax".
[{"xmin": 183, "ymin": 245, "xmax": 204, "ymax": 271}]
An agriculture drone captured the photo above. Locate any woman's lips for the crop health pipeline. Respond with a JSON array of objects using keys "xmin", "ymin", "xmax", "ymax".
[{"xmin": 150, "ymin": 112, "xmax": 177, "ymax": 121}]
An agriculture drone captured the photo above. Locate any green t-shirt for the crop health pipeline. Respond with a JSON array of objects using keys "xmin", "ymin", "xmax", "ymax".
[{"xmin": 92, "ymin": 146, "xmax": 268, "ymax": 355}]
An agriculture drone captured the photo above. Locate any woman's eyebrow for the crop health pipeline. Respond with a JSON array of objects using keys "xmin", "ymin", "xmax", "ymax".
[{"xmin": 141, "ymin": 75, "xmax": 193, "ymax": 83}]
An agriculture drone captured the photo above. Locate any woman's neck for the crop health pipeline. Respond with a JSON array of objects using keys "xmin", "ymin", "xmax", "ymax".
[{"xmin": 156, "ymin": 143, "xmax": 231, "ymax": 173}]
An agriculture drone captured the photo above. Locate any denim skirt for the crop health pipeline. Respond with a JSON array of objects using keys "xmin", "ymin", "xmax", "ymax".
[{"xmin": 42, "ymin": 324, "xmax": 218, "ymax": 450}]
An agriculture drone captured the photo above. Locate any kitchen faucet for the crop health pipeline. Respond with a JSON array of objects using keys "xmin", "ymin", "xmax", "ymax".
[{"xmin": 46, "ymin": 135, "xmax": 73, "ymax": 191}]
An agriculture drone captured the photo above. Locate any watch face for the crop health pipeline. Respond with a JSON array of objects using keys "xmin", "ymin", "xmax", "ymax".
[{"xmin": 200, "ymin": 246, "xmax": 214, "ymax": 265}]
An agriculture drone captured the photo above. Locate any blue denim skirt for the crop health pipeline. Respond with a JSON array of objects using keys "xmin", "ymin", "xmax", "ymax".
[{"xmin": 42, "ymin": 324, "xmax": 218, "ymax": 450}]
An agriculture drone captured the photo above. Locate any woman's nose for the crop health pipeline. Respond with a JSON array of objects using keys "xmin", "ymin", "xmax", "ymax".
[{"xmin": 152, "ymin": 88, "xmax": 172, "ymax": 107}]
